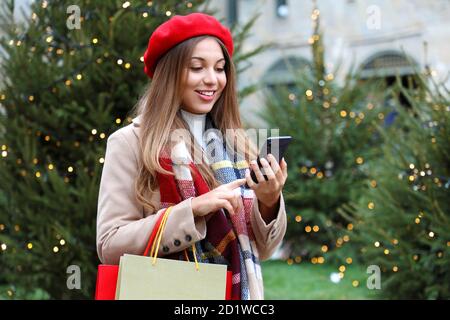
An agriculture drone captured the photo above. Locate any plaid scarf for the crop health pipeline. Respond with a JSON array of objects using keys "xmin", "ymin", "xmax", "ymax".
[{"xmin": 156, "ymin": 114, "xmax": 262, "ymax": 300}]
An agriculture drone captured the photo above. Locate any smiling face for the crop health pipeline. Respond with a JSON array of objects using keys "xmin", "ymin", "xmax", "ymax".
[{"xmin": 180, "ymin": 37, "xmax": 227, "ymax": 114}]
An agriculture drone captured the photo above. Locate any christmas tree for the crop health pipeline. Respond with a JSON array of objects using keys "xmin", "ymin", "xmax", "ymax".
[
  {"xmin": 258, "ymin": 3, "xmax": 387, "ymax": 264},
  {"xmin": 341, "ymin": 72, "xmax": 450, "ymax": 299},
  {"xmin": 0, "ymin": 0, "xmax": 265, "ymax": 299}
]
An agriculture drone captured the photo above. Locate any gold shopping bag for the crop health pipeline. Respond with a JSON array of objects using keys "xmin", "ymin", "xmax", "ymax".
[{"xmin": 115, "ymin": 206, "xmax": 228, "ymax": 300}]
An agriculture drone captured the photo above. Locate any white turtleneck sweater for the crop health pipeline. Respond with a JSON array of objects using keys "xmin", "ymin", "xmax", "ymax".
[{"xmin": 180, "ymin": 108, "xmax": 207, "ymax": 151}]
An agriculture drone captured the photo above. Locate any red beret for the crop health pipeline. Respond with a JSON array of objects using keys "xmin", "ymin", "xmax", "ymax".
[{"xmin": 143, "ymin": 13, "xmax": 234, "ymax": 78}]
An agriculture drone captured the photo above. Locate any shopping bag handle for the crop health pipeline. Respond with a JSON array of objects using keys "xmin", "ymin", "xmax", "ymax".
[
  {"xmin": 142, "ymin": 207, "xmax": 168, "ymax": 257},
  {"xmin": 150, "ymin": 206, "xmax": 200, "ymax": 271}
]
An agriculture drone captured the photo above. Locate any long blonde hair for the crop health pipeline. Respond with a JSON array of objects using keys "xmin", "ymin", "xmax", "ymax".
[{"xmin": 129, "ymin": 35, "xmax": 257, "ymax": 213}]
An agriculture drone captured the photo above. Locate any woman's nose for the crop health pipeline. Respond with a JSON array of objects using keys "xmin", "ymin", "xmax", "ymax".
[{"xmin": 203, "ymin": 68, "xmax": 218, "ymax": 85}]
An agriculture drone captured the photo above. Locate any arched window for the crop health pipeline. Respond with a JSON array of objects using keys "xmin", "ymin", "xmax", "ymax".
[
  {"xmin": 360, "ymin": 50, "xmax": 418, "ymax": 79},
  {"xmin": 359, "ymin": 50, "xmax": 420, "ymax": 125}
]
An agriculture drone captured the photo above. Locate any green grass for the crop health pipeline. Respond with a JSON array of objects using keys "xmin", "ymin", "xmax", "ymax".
[{"xmin": 262, "ymin": 260, "xmax": 380, "ymax": 300}]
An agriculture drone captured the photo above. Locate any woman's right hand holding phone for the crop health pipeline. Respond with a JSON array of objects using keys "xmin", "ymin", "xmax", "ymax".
[{"xmin": 191, "ymin": 178, "xmax": 246, "ymax": 217}]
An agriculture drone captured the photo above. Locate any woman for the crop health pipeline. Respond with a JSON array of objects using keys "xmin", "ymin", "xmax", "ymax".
[{"xmin": 96, "ymin": 12, "xmax": 288, "ymax": 300}]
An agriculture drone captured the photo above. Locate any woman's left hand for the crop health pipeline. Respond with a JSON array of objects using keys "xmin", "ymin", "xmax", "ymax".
[{"xmin": 244, "ymin": 154, "xmax": 288, "ymax": 207}]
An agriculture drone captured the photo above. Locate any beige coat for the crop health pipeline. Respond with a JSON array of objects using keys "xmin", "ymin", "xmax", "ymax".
[{"xmin": 96, "ymin": 115, "xmax": 287, "ymax": 270}]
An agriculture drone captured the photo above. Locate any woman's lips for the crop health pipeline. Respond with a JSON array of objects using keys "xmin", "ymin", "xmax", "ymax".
[{"xmin": 195, "ymin": 90, "xmax": 216, "ymax": 101}]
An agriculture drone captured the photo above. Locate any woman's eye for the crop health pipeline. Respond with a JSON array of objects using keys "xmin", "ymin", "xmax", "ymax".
[{"xmin": 190, "ymin": 67, "xmax": 225, "ymax": 72}]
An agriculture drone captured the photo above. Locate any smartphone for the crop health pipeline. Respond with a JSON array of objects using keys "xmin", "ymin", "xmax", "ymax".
[{"xmin": 248, "ymin": 136, "xmax": 292, "ymax": 185}]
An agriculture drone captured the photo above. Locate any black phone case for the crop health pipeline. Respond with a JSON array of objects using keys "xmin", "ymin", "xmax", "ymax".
[{"xmin": 248, "ymin": 136, "xmax": 291, "ymax": 185}]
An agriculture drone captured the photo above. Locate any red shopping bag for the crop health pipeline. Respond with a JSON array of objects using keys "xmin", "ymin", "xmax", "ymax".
[
  {"xmin": 94, "ymin": 208, "xmax": 233, "ymax": 300},
  {"xmin": 94, "ymin": 264, "xmax": 119, "ymax": 300}
]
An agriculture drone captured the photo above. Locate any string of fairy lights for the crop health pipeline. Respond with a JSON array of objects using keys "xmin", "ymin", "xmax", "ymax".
[
  {"xmin": 280, "ymin": 0, "xmax": 449, "ymax": 288},
  {"xmin": 280, "ymin": 1, "xmax": 357, "ymax": 285},
  {"xmin": 0, "ymin": 1, "xmax": 201, "ymax": 298},
  {"xmin": 286, "ymin": 161, "xmax": 449, "ymax": 282},
  {"xmin": 2, "ymin": 1, "xmax": 195, "ymax": 104},
  {"xmin": 0, "ymin": 1, "xmax": 197, "ymax": 280},
  {"xmin": 0, "ymin": 1, "xmax": 198, "ymax": 172}
]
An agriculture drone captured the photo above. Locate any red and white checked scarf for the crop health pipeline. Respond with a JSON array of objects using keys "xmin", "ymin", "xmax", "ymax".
[{"xmin": 156, "ymin": 117, "xmax": 263, "ymax": 299}]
